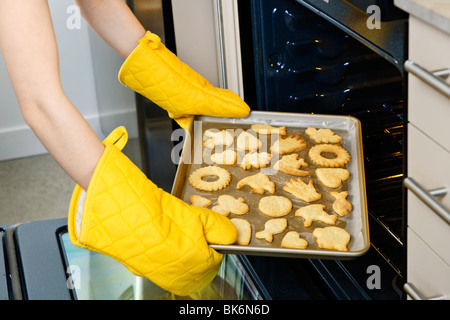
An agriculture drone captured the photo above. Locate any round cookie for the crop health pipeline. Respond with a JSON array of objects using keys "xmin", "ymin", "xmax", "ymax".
[{"xmin": 258, "ymin": 196, "xmax": 292, "ymax": 217}]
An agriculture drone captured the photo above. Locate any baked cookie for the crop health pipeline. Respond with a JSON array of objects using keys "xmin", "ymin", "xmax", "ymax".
[
  {"xmin": 230, "ymin": 218, "xmax": 252, "ymax": 245},
  {"xmin": 270, "ymin": 135, "xmax": 307, "ymax": 154},
  {"xmin": 313, "ymin": 226, "xmax": 351, "ymax": 252},
  {"xmin": 281, "ymin": 231, "xmax": 308, "ymax": 249},
  {"xmin": 251, "ymin": 124, "xmax": 286, "ymax": 136},
  {"xmin": 189, "ymin": 195, "xmax": 212, "ymax": 208},
  {"xmin": 330, "ymin": 191, "xmax": 352, "ymax": 216},
  {"xmin": 212, "ymin": 195, "xmax": 249, "ymax": 216},
  {"xmin": 274, "ymin": 154, "xmax": 310, "ymax": 176},
  {"xmin": 210, "ymin": 149, "xmax": 237, "ymax": 165},
  {"xmin": 258, "ymin": 196, "xmax": 292, "ymax": 217},
  {"xmin": 237, "ymin": 131, "xmax": 262, "ymax": 151},
  {"xmin": 283, "ymin": 178, "xmax": 322, "ymax": 202},
  {"xmin": 237, "ymin": 172, "xmax": 276, "ymax": 194},
  {"xmin": 308, "ymin": 144, "xmax": 350, "ymax": 167},
  {"xmin": 295, "ymin": 204, "xmax": 337, "ymax": 227},
  {"xmin": 240, "ymin": 152, "xmax": 272, "ymax": 170},
  {"xmin": 305, "ymin": 128, "xmax": 343, "ymax": 143},
  {"xmin": 203, "ymin": 129, "xmax": 234, "ymax": 149},
  {"xmin": 255, "ymin": 218, "xmax": 287, "ymax": 242},
  {"xmin": 188, "ymin": 166, "xmax": 231, "ymax": 191},
  {"xmin": 316, "ymin": 168, "xmax": 350, "ymax": 188}
]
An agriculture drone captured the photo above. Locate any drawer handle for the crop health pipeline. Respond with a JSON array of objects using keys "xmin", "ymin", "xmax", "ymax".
[
  {"xmin": 403, "ymin": 177, "xmax": 450, "ymax": 225},
  {"xmin": 405, "ymin": 60, "xmax": 450, "ymax": 98},
  {"xmin": 404, "ymin": 283, "xmax": 445, "ymax": 300}
]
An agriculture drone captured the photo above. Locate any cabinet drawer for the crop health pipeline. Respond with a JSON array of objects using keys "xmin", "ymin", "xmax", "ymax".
[
  {"xmin": 408, "ymin": 16, "xmax": 450, "ymax": 153},
  {"xmin": 407, "ymin": 124, "xmax": 450, "ymax": 265},
  {"xmin": 406, "ymin": 228, "xmax": 450, "ymax": 300}
]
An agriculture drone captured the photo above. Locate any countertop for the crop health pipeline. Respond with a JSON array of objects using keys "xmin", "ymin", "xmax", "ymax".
[{"xmin": 395, "ymin": 0, "xmax": 450, "ymax": 34}]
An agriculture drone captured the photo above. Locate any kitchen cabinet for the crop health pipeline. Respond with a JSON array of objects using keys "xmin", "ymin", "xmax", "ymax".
[{"xmin": 401, "ymin": 11, "xmax": 450, "ymax": 300}]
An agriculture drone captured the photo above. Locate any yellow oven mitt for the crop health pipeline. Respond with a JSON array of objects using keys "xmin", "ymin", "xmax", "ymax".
[
  {"xmin": 118, "ymin": 31, "xmax": 250, "ymax": 129},
  {"xmin": 67, "ymin": 126, "xmax": 237, "ymax": 296}
]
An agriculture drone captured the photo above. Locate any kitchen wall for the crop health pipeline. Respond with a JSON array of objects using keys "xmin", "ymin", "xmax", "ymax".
[{"xmin": 0, "ymin": 0, "xmax": 137, "ymax": 161}]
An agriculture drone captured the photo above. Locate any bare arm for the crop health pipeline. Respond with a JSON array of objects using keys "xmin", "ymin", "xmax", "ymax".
[
  {"xmin": 75, "ymin": 0, "xmax": 146, "ymax": 58},
  {"xmin": 0, "ymin": 0, "xmax": 104, "ymax": 190}
]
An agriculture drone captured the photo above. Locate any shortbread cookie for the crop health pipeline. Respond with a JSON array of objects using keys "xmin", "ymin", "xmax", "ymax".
[
  {"xmin": 237, "ymin": 172, "xmax": 275, "ymax": 194},
  {"xmin": 270, "ymin": 135, "xmax": 307, "ymax": 154},
  {"xmin": 230, "ymin": 218, "xmax": 252, "ymax": 245},
  {"xmin": 305, "ymin": 128, "xmax": 343, "ymax": 143},
  {"xmin": 330, "ymin": 191, "xmax": 352, "ymax": 216},
  {"xmin": 255, "ymin": 218, "xmax": 287, "ymax": 242},
  {"xmin": 281, "ymin": 231, "xmax": 308, "ymax": 249},
  {"xmin": 295, "ymin": 204, "xmax": 337, "ymax": 227},
  {"xmin": 188, "ymin": 166, "xmax": 231, "ymax": 191},
  {"xmin": 189, "ymin": 195, "xmax": 212, "ymax": 208},
  {"xmin": 313, "ymin": 226, "xmax": 351, "ymax": 252},
  {"xmin": 258, "ymin": 196, "xmax": 292, "ymax": 217},
  {"xmin": 251, "ymin": 124, "xmax": 286, "ymax": 136},
  {"xmin": 212, "ymin": 195, "xmax": 249, "ymax": 216},
  {"xmin": 274, "ymin": 154, "xmax": 310, "ymax": 176},
  {"xmin": 237, "ymin": 131, "xmax": 262, "ymax": 151},
  {"xmin": 308, "ymin": 144, "xmax": 350, "ymax": 167},
  {"xmin": 203, "ymin": 129, "xmax": 234, "ymax": 148},
  {"xmin": 210, "ymin": 149, "xmax": 237, "ymax": 165},
  {"xmin": 283, "ymin": 178, "xmax": 322, "ymax": 202},
  {"xmin": 316, "ymin": 168, "xmax": 350, "ymax": 188},
  {"xmin": 240, "ymin": 152, "xmax": 272, "ymax": 170}
]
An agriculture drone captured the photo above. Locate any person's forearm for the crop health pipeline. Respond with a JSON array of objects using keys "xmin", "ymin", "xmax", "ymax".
[
  {"xmin": 0, "ymin": 0, "xmax": 104, "ymax": 190},
  {"xmin": 75, "ymin": 0, "xmax": 146, "ymax": 58}
]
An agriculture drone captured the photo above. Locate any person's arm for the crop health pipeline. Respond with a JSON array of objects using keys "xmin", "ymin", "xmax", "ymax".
[
  {"xmin": 0, "ymin": 0, "xmax": 104, "ymax": 190},
  {"xmin": 75, "ymin": 0, "xmax": 146, "ymax": 58}
]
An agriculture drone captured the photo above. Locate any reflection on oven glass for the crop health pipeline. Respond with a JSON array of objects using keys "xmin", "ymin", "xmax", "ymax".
[{"xmin": 60, "ymin": 232, "xmax": 259, "ymax": 300}]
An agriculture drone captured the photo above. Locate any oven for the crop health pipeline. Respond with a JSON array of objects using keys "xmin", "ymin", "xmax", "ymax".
[
  {"xmin": 0, "ymin": 0, "xmax": 413, "ymax": 300},
  {"xmin": 133, "ymin": 0, "xmax": 410, "ymax": 299}
]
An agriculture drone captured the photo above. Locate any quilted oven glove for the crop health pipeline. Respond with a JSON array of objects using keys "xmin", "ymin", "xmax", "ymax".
[
  {"xmin": 118, "ymin": 31, "xmax": 250, "ymax": 129},
  {"xmin": 67, "ymin": 126, "xmax": 237, "ymax": 296}
]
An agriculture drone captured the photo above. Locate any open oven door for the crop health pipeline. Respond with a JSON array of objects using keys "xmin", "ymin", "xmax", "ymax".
[{"xmin": 3, "ymin": 218, "xmax": 269, "ymax": 300}]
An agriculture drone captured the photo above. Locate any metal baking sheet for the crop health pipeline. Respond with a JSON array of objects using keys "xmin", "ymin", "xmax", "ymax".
[{"xmin": 171, "ymin": 111, "xmax": 369, "ymax": 259}]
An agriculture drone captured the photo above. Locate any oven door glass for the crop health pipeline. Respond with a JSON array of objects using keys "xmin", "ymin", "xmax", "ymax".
[{"xmin": 60, "ymin": 232, "xmax": 268, "ymax": 300}]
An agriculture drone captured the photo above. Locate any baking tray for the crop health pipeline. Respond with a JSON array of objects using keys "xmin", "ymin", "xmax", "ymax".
[{"xmin": 171, "ymin": 111, "xmax": 369, "ymax": 259}]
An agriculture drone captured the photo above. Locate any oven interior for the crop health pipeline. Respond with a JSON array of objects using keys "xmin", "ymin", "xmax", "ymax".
[{"xmin": 238, "ymin": 0, "xmax": 407, "ymax": 299}]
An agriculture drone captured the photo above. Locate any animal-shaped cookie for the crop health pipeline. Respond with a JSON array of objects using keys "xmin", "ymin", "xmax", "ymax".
[
  {"xmin": 255, "ymin": 218, "xmax": 287, "ymax": 242},
  {"xmin": 316, "ymin": 168, "xmax": 350, "ymax": 188},
  {"xmin": 281, "ymin": 231, "xmax": 308, "ymax": 249},
  {"xmin": 230, "ymin": 218, "xmax": 252, "ymax": 245},
  {"xmin": 240, "ymin": 152, "xmax": 272, "ymax": 170},
  {"xmin": 210, "ymin": 149, "xmax": 237, "ymax": 165},
  {"xmin": 295, "ymin": 204, "xmax": 337, "ymax": 227},
  {"xmin": 270, "ymin": 135, "xmax": 306, "ymax": 154},
  {"xmin": 203, "ymin": 129, "xmax": 234, "ymax": 148},
  {"xmin": 251, "ymin": 124, "xmax": 286, "ymax": 135},
  {"xmin": 283, "ymin": 178, "xmax": 322, "ymax": 202},
  {"xmin": 313, "ymin": 226, "xmax": 351, "ymax": 252},
  {"xmin": 274, "ymin": 154, "xmax": 310, "ymax": 176},
  {"xmin": 189, "ymin": 195, "xmax": 212, "ymax": 208},
  {"xmin": 330, "ymin": 191, "xmax": 352, "ymax": 216},
  {"xmin": 237, "ymin": 172, "xmax": 275, "ymax": 194},
  {"xmin": 305, "ymin": 127, "xmax": 343, "ymax": 143},
  {"xmin": 212, "ymin": 195, "xmax": 249, "ymax": 216},
  {"xmin": 237, "ymin": 131, "xmax": 262, "ymax": 151}
]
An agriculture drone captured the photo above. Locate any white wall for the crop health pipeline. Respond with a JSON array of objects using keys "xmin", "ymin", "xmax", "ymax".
[
  {"xmin": 0, "ymin": 0, "xmax": 137, "ymax": 161},
  {"xmin": 171, "ymin": 0, "xmax": 221, "ymax": 87}
]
